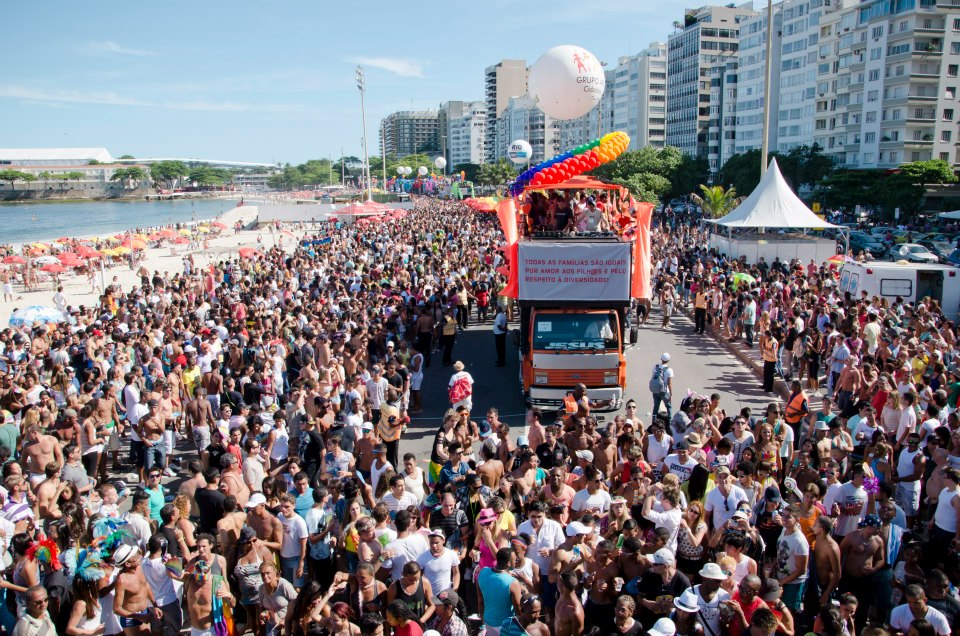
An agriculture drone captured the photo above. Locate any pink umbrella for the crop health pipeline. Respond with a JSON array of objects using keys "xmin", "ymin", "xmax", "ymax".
[
  {"xmin": 41, "ymin": 263, "xmax": 66, "ymax": 273},
  {"xmin": 2, "ymin": 255, "xmax": 26, "ymax": 265}
]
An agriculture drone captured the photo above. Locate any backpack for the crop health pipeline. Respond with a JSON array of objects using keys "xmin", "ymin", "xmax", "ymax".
[
  {"xmin": 648, "ymin": 364, "xmax": 666, "ymax": 394},
  {"xmin": 448, "ymin": 375, "xmax": 472, "ymax": 404}
]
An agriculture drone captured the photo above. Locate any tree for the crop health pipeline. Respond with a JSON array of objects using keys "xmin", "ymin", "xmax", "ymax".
[
  {"xmin": 476, "ymin": 160, "xmax": 517, "ymax": 187},
  {"xmin": 453, "ymin": 163, "xmax": 481, "ymax": 182},
  {"xmin": 899, "ymin": 159, "xmax": 958, "ymax": 186},
  {"xmin": 150, "ymin": 160, "xmax": 188, "ymax": 189},
  {"xmin": 819, "ymin": 170, "xmax": 883, "ymax": 211},
  {"xmin": 87, "ymin": 159, "xmax": 101, "ymax": 165},
  {"xmin": 587, "ymin": 146, "xmax": 685, "ymax": 202},
  {"xmin": 118, "ymin": 154, "xmax": 136, "ymax": 160},
  {"xmin": 0, "ymin": 170, "xmax": 36, "ymax": 189},
  {"xmin": 666, "ymin": 155, "xmax": 710, "ymax": 201},
  {"xmin": 718, "ymin": 149, "xmax": 763, "ymax": 195},
  {"xmin": 110, "ymin": 167, "xmax": 148, "ymax": 189},
  {"xmin": 188, "ymin": 166, "xmax": 232, "ymax": 187},
  {"xmin": 689, "ymin": 185, "xmax": 743, "ymax": 218}
]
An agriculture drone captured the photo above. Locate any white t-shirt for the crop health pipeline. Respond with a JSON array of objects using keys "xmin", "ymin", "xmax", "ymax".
[
  {"xmin": 775, "ymin": 528, "xmax": 809, "ymax": 582},
  {"xmin": 571, "ymin": 488, "xmax": 612, "ymax": 517},
  {"xmin": 382, "ymin": 490, "xmax": 420, "ymax": 514},
  {"xmin": 385, "ymin": 533, "xmax": 430, "ymax": 581},
  {"xmin": 416, "ymin": 548, "xmax": 460, "ymax": 594},
  {"xmin": 890, "ymin": 604, "xmax": 950, "ymax": 636},
  {"xmin": 278, "ymin": 512, "xmax": 309, "ymax": 558},
  {"xmin": 824, "ymin": 481, "xmax": 868, "ymax": 536},
  {"xmin": 642, "ymin": 506, "xmax": 683, "ymax": 552},
  {"xmin": 662, "ymin": 453, "xmax": 699, "ymax": 483},
  {"xmin": 897, "ymin": 407, "xmax": 918, "ymax": 443},
  {"xmin": 705, "ymin": 485, "xmax": 749, "ymax": 529}
]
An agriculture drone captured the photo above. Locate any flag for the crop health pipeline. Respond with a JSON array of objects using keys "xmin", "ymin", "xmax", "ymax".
[
  {"xmin": 631, "ymin": 200, "xmax": 654, "ymax": 299},
  {"xmin": 496, "ymin": 198, "xmax": 518, "ymax": 246}
]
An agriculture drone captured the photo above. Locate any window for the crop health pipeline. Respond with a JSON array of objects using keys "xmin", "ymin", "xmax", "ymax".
[
  {"xmin": 952, "ymin": 42, "xmax": 960, "ymax": 54},
  {"xmin": 949, "ymin": 64, "xmax": 959, "ymax": 77},
  {"xmin": 945, "ymin": 108, "xmax": 955, "ymax": 120},
  {"xmin": 868, "ymin": 90, "xmax": 879, "ymax": 102},
  {"xmin": 941, "ymin": 152, "xmax": 951, "ymax": 161},
  {"xmin": 880, "ymin": 278, "xmax": 912, "ymax": 297},
  {"xmin": 869, "ymin": 69, "xmax": 881, "ymax": 80},
  {"xmin": 865, "ymin": 132, "xmax": 877, "ymax": 143},
  {"xmin": 866, "ymin": 111, "xmax": 877, "ymax": 123},
  {"xmin": 870, "ymin": 47, "xmax": 883, "ymax": 60},
  {"xmin": 872, "ymin": 26, "xmax": 884, "ymax": 38},
  {"xmin": 888, "ymin": 43, "xmax": 910, "ymax": 55},
  {"xmin": 954, "ymin": 18, "xmax": 960, "ymax": 30},
  {"xmin": 892, "ymin": 109, "xmax": 902, "ymax": 120},
  {"xmin": 942, "ymin": 130, "xmax": 952, "ymax": 142}
]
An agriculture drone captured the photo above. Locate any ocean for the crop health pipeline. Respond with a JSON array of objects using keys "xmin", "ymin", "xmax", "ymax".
[{"xmin": 0, "ymin": 199, "xmax": 236, "ymax": 246}]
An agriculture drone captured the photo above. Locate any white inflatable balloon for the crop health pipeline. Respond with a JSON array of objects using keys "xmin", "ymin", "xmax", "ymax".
[
  {"xmin": 528, "ymin": 45, "xmax": 605, "ymax": 121},
  {"xmin": 434, "ymin": 157, "xmax": 447, "ymax": 170},
  {"xmin": 396, "ymin": 166, "xmax": 405, "ymax": 175},
  {"xmin": 418, "ymin": 166, "xmax": 428, "ymax": 176},
  {"xmin": 507, "ymin": 140, "xmax": 533, "ymax": 164}
]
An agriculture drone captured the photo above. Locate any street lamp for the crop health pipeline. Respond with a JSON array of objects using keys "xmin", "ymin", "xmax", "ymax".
[{"xmin": 356, "ymin": 66, "xmax": 373, "ymax": 202}]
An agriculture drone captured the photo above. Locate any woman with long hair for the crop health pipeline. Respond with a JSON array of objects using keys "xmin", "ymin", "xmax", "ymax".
[
  {"xmin": 676, "ymin": 501, "xmax": 708, "ymax": 576},
  {"xmin": 65, "ymin": 574, "xmax": 102, "ymax": 636},
  {"xmin": 234, "ymin": 527, "xmax": 274, "ymax": 636},
  {"xmin": 386, "ymin": 600, "xmax": 423, "ymax": 636}
]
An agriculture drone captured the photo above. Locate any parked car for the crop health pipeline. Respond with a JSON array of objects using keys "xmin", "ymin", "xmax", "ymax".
[
  {"xmin": 848, "ymin": 231, "xmax": 888, "ymax": 258},
  {"xmin": 892, "ymin": 243, "xmax": 939, "ymax": 263},
  {"xmin": 919, "ymin": 238, "xmax": 954, "ymax": 260},
  {"xmin": 946, "ymin": 249, "xmax": 960, "ymax": 267},
  {"xmin": 870, "ymin": 226, "xmax": 896, "ymax": 236}
]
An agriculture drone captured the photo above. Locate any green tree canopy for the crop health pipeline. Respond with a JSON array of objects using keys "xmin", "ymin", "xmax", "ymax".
[
  {"xmin": 586, "ymin": 146, "xmax": 686, "ymax": 202},
  {"xmin": 150, "ymin": 161, "xmax": 189, "ymax": 188},
  {"xmin": 477, "ymin": 160, "xmax": 517, "ymax": 186},
  {"xmin": 118, "ymin": 154, "xmax": 136, "ymax": 160},
  {"xmin": 0, "ymin": 170, "xmax": 36, "ymax": 187},
  {"xmin": 188, "ymin": 166, "xmax": 233, "ymax": 186},
  {"xmin": 899, "ymin": 159, "xmax": 958, "ymax": 185},
  {"xmin": 453, "ymin": 163, "xmax": 481, "ymax": 182}
]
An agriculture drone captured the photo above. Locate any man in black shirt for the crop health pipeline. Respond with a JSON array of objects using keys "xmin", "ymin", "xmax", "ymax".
[
  {"xmin": 242, "ymin": 372, "xmax": 266, "ymax": 406},
  {"xmin": 633, "ymin": 548, "xmax": 691, "ymax": 629},
  {"xmin": 535, "ymin": 425, "xmax": 569, "ymax": 470},
  {"xmin": 195, "ymin": 467, "xmax": 227, "ymax": 534}
]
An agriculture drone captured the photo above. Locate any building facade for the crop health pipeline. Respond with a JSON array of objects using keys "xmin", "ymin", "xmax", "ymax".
[
  {"xmin": 484, "ymin": 60, "xmax": 528, "ymax": 162},
  {"xmin": 667, "ymin": 3, "xmax": 758, "ymax": 169},
  {"xmin": 380, "ymin": 110, "xmax": 441, "ymax": 158},
  {"xmin": 813, "ymin": 0, "xmax": 960, "ymax": 169},
  {"xmin": 493, "ymin": 95, "xmax": 560, "ymax": 165},
  {"xmin": 448, "ymin": 101, "xmax": 487, "ymax": 166}
]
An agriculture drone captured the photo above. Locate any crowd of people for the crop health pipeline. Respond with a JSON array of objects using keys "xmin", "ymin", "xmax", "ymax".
[{"xmin": 0, "ymin": 193, "xmax": 957, "ymax": 636}]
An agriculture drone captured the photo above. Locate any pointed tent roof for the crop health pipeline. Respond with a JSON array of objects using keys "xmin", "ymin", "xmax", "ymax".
[{"xmin": 708, "ymin": 158, "xmax": 839, "ymax": 229}]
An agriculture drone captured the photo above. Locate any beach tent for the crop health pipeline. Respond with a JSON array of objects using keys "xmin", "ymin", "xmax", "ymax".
[
  {"xmin": 708, "ymin": 159, "xmax": 840, "ymax": 229},
  {"xmin": 938, "ymin": 210, "xmax": 960, "ymax": 220}
]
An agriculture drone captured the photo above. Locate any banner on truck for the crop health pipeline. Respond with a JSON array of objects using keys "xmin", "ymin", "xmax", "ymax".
[{"xmin": 518, "ymin": 241, "xmax": 631, "ymax": 302}]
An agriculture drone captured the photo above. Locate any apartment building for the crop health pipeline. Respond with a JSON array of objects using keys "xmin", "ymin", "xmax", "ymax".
[
  {"xmin": 484, "ymin": 60, "xmax": 528, "ymax": 162},
  {"xmin": 380, "ymin": 110, "xmax": 441, "ymax": 157},
  {"xmin": 447, "ymin": 101, "xmax": 487, "ymax": 166},
  {"xmin": 494, "ymin": 95, "xmax": 560, "ymax": 164}
]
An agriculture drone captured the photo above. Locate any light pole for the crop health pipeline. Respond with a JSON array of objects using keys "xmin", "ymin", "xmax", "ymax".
[
  {"xmin": 760, "ymin": 0, "xmax": 774, "ymax": 177},
  {"xmin": 356, "ymin": 66, "xmax": 373, "ymax": 202}
]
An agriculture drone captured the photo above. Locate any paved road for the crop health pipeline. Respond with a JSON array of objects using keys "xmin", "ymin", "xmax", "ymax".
[{"xmin": 401, "ymin": 307, "xmax": 778, "ymax": 460}]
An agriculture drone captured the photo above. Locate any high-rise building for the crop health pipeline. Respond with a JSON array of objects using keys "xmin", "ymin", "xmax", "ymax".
[
  {"xmin": 813, "ymin": 0, "xmax": 960, "ymax": 169},
  {"xmin": 448, "ymin": 101, "xmax": 487, "ymax": 167},
  {"xmin": 380, "ymin": 110, "xmax": 440, "ymax": 158},
  {"xmin": 709, "ymin": 60, "xmax": 742, "ymax": 171},
  {"xmin": 667, "ymin": 3, "xmax": 758, "ymax": 169},
  {"xmin": 494, "ymin": 95, "xmax": 560, "ymax": 165},
  {"xmin": 734, "ymin": 8, "xmax": 782, "ymax": 156},
  {"xmin": 611, "ymin": 43, "xmax": 669, "ymax": 150},
  {"xmin": 484, "ymin": 60, "xmax": 528, "ymax": 162}
]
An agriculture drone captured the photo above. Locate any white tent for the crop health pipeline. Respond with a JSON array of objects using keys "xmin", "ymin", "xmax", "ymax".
[
  {"xmin": 938, "ymin": 210, "xmax": 960, "ymax": 220},
  {"xmin": 708, "ymin": 158, "xmax": 840, "ymax": 229}
]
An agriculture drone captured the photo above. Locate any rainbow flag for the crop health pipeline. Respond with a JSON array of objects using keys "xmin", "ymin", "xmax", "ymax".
[{"xmin": 211, "ymin": 575, "xmax": 236, "ymax": 636}]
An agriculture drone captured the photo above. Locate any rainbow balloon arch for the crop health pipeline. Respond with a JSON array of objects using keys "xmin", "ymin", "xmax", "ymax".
[{"xmin": 508, "ymin": 131, "xmax": 630, "ymax": 196}]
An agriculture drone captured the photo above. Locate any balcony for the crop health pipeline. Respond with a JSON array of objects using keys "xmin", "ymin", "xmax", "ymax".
[
  {"xmin": 913, "ymin": 44, "xmax": 943, "ymax": 55},
  {"xmin": 908, "ymin": 110, "xmax": 937, "ymax": 121},
  {"xmin": 908, "ymin": 92, "xmax": 939, "ymax": 101},
  {"xmin": 904, "ymin": 137, "xmax": 935, "ymax": 145},
  {"xmin": 936, "ymin": 0, "xmax": 960, "ymax": 7}
]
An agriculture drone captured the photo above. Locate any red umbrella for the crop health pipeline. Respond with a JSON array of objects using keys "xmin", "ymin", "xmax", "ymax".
[
  {"xmin": 160, "ymin": 228, "xmax": 179, "ymax": 239},
  {"xmin": 41, "ymin": 263, "xmax": 66, "ymax": 273},
  {"xmin": 59, "ymin": 256, "xmax": 83, "ymax": 267},
  {"xmin": 238, "ymin": 247, "xmax": 261, "ymax": 259},
  {"xmin": 173, "ymin": 237, "xmax": 189, "ymax": 245},
  {"xmin": 211, "ymin": 221, "xmax": 227, "ymax": 229},
  {"xmin": 2, "ymin": 255, "xmax": 26, "ymax": 264},
  {"xmin": 57, "ymin": 252, "xmax": 80, "ymax": 262}
]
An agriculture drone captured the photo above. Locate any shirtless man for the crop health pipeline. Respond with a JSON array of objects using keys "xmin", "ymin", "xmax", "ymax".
[
  {"xmin": 811, "ymin": 516, "xmax": 841, "ymax": 605},
  {"xmin": 178, "ymin": 460, "xmax": 207, "ymax": 520},
  {"xmin": 515, "ymin": 594, "xmax": 551, "ymax": 636},
  {"xmin": 35, "ymin": 462, "xmax": 65, "ymax": 521},
  {"xmin": 95, "ymin": 385, "xmax": 125, "ymax": 469},
  {"xmin": 476, "ymin": 442, "xmax": 503, "ymax": 490},
  {"xmin": 22, "ymin": 425, "xmax": 63, "ymax": 487},
  {"xmin": 554, "ymin": 570, "xmax": 585, "ymax": 636},
  {"xmin": 113, "ymin": 546, "xmax": 163, "ymax": 636},
  {"xmin": 833, "ymin": 357, "xmax": 862, "ymax": 413},
  {"xmin": 185, "ymin": 387, "xmax": 214, "ymax": 449},
  {"xmin": 838, "ymin": 513, "xmax": 885, "ymax": 625},
  {"xmin": 137, "ymin": 400, "xmax": 166, "ymax": 483},
  {"xmin": 584, "ymin": 540, "xmax": 621, "ymax": 628},
  {"xmin": 593, "ymin": 429, "xmax": 617, "ymax": 478},
  {"xmin": 219, "ymin": 454, "xmax": 250, "ymax": 508},
  {"xmin": 203, "ymin": 360, "xmax": 224, "ymax": 418},
  {"xmin": 216, "ymin": 495, "xmax": 247, "ymax": 560},
  {"xmin": 245, "ymin": 493, "xmax": 283, "ymax": 552},
  {"xmin": 551, "ymin": 522, "xmax": 592, "ymax": 587},
  {"xmin": 184, "ymin": 535, "xmax": 234, "ymax": 636},
  {"xmin": 415, "ymin": 311, "xmax": 435, "ymax": 368}
]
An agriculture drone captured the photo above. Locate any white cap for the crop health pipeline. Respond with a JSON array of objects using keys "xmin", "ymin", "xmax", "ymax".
[
  {"xmin": 361, "ymin": 421, "xmax": 374, "ymax": 431},
  {"xmin": 648, "ymin": 618, "xmax": 677, "ymax": 636},
  {"xmin": 651, "ymin": 548, "xmax": 676, "ymax": 566},
  {"xmin": 245, "ymin": 493, "xmax": 267, "ymax": 509},
  {"xmin": 566, "ymin": 521, "xmax": 591, "ymax": 536},
  {"xmin": 661, "ymin": 353, "xmax": 671, "ymax": 362},
  {"xmin": 575, "ymin": 450, "xmax": 594, "ymax": 462}
]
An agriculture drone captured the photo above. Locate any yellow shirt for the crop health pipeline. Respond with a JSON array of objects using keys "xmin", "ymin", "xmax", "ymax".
[
  {"xmin": 182, "ymin": 366, "xmax": 201, "ymax": 399},
  {"xmin": 441, "ymin": 316, "xmax": 457, "ymax": 336}
]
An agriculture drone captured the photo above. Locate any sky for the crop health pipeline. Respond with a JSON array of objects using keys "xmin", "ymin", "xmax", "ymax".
[{"xmin": 2, "ymin": 0, "xmax": 700, "ymax": 165}]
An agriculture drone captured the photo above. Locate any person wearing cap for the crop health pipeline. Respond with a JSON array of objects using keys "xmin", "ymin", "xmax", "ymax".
[
  {"xmin": 836, "ymin": 512, "xmax": 884, "ymax": 626},
  {"xmin": 417, "ymin": 530, "xmax": 461, "ymax": 598},
  {"xmin": 705, "ymin": 466, "xmax": 749, "ymax": 531},
  {"xmin": 650, "ymin": 353, "xmax": 674, "ymax": 422},
  {"xmin": 635, "ymin": 548, "xmax": 691, "ymax": 630},
  {"xmin": 425, "ymin": 588, "xmax": 468, "ymax": 636}
]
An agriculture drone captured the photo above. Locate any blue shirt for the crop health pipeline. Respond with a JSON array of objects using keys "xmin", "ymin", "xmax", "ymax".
[
  {"xmin": 478, "ymin": 567, "xmax": 515, "ymax": 627},
  {"xmin": 146, "ymin": 485, "xmax": 165, "ymax": 522},
  {"xmin": 439, "ymin": 460, "xmax": 469, "ymax": 487},
  {"xmin": 290, "ymin": 487, "xmax": 315, "ymax": 519}
]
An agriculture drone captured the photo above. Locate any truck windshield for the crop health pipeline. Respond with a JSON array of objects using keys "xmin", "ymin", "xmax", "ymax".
[{"xmin": 533, "ymin": 313, "xmax": 619, "ymax": 351}]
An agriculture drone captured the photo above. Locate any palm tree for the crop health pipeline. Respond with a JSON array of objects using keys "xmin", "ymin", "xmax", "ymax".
[{"xmin": 689, "ymin": 184, "xmax": 743, "ymax": 218}]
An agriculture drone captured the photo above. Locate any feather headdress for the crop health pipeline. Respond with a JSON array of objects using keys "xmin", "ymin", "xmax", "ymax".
[
  {"xmin": 61, "ymin": 547, "xmax": 105, "ymax": 582},
  {"xmin": 26, "ymin": 537, "xmax": 62, "ymax": 570},
  {"xmin": 91, "ymin": 517, "xmax": 133, "ymax": 558}
]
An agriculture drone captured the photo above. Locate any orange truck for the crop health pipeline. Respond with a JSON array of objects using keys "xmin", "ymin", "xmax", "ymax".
[{"xmin": 516, "ymin": 235, "xmax": 632, "ymax": 412}]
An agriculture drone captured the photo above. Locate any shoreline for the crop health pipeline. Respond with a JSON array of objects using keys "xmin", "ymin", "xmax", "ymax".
[{"xmin": 0, "ymin": 193, "xmax": 242, "ymax": 205}]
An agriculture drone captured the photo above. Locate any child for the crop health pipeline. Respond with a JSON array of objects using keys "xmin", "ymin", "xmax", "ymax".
[{"xmin": 96, "ymin": 482, "xmax": 126, "ymax": 518}]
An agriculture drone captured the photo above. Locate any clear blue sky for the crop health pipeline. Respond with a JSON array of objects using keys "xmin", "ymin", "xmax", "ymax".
[{"xmin": 2, "ymin": 0, "xmax": 695, "ymax": 165}]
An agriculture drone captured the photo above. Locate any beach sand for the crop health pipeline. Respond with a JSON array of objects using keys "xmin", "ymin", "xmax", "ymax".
[{"xmin": 1, "ymin": 205, "xmax": 268, "ymax": 326}]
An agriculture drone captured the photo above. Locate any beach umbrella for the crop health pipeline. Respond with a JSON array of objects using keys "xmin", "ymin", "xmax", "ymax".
[
  {"xmin": 173, "ymin": 237, "xmax": 189, "ymax": 245},
  {"xmin": 160, "ymin": 228, "xmax": 179, "ymax": 238},
  {"xmin": 120, "ymin": 237, "xmax": 147, "ymax": 251},
  {"xmin": 2, "ymin": 255, "xmax": 26, "ymax": 265},
  {"xmin": 147, "ymin": 233, "xmax": 163, "ymax": 241},
  {"xmin": 113, "ymin": 246, "xmax": 132, "ymax": 255},
  {"xmin": 178, "ymin": 229, "xmax": 192, "ymax": 236},
  {"xmin": 57, "ymin": 252, "xmax": 80, "ymax": 262},
  {"xmin": 30, "ymin": 242, "xmax": 50, "ymax": 251},
  {"xmin": 731, "ymin": 272, "xmax": 756, "ymax": 288},
  {"xmin": 196, "ymin": 227, "xmax": 210, "ymax": 234},
  {"xmin": 34, "ymin": 255, "xmax": 59, "ymax": 265},
  {"xmin": 211, "ymin": 222, "xmax": 227, "ymax": 229},
  {"xmin": 54, "ymin": 237, "xmax": 72, "ymax": 244},
  {"xmin": 41, "ymin": 263, "xmax": 66, "ymax": 274},
  {"xmin": 238, "ymin": 247, "xmax": 261, "ymax": 259},
  {"xmin": 9, "ymin": 305, "xmax": 66, "ymax": 327}
]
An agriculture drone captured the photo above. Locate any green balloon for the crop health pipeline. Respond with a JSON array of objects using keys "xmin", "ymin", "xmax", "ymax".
[{"xmin": 589, "ymin": 140, "xmax": 601, "ymax": 149}]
